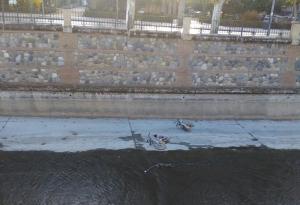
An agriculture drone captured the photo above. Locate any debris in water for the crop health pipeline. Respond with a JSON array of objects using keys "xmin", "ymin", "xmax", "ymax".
[{"xmin": 144, "ymin": 163, "xmax": 174, "ymax": 173}]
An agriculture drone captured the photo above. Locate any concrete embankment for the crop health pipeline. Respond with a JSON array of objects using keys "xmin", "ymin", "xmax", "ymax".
[
  {"xmin": 0, "ymin": 90, "xmax": 300, "ymax": 120},
  {"xmin": 1, "ymin": 116, "xmax": 300, "ymax": 152}
]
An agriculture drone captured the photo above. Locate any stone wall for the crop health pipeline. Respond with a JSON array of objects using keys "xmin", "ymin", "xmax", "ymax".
[
  {"xmin": 190, "ymin": 42, "xmax": 289, "ymax": 87},
  {"xmin": 76, "ymin": 34, "xmax": 180, "ymax": 87},
  {"xmin": 0, "ymin": 32, "xmax": 60, "ymax": 48},
  {"xmin": 0, "ymin": 32, "xmax": 62, "ymax": 84},
  {"xmin": 0, "ymin": 31, "xmax": 299, "ymax": 89},
  {"xmin": 295, "ymin": 58, "xmax": 300, "ymax": 87}
]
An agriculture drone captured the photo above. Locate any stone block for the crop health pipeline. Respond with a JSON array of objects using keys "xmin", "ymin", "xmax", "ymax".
[
  {"xmin": 181, "ymin": 17, "xmax": 192, "ymax": 40},
  {"xmin": 295, "ymin": 59, "xmax": 300, "ymax": 71},
  {"xmin": 291, "ymin": 22, "xmax": 300, "ymax": 45}
]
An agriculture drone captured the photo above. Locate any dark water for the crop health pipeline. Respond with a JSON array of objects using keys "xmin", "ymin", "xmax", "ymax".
[{"xmin": 1, "ymin": 149, "xmax": 300, "ymax": 205}]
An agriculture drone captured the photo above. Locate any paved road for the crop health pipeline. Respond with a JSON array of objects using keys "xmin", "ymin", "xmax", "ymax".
[{"xmin": 0, "ymin": 116, "xmax": 299, "ymax": 152}]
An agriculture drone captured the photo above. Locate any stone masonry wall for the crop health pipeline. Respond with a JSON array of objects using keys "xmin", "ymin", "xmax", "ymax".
[
  {"xmin": 0, "ymin": 32, "xmax": 62, "ymax": 84},
  {"xmin": 190, "ymin": 42, "xmax": 288, "ymax": 87},
  {"xmin": 295, "ymin": 58, "xmax": 300, "ymax": 87},
  {"xmin": 0, "ymin": 31, "xmax": 299, "ymax": 89}
]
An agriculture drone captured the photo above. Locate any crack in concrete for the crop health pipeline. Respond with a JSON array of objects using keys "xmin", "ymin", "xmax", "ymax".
[
  {"xmin": 0, "ymin": 117, "xmax": 11, "ymax": 134},
  {"xmin": 235, "ymin": 120, "xmax": 264, "ymax": 146}
]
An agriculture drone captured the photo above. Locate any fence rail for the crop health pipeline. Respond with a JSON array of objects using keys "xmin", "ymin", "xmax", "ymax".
[
  {"xmin": 134, "ymin": 20, "xmax": 181, "ymax": 33},
  {"xmin": 0, "ymin": 8, "xmax": 291, "ymax": 40},
  {"xmin": 71, "ymin": 16, "xmax": 126, "ymax": 30},
  {"xmin": 0, "ymin": 12, "xmax": 63, "ymax": 24},
  {"xmin": 190, "ymin": 20, "xmax": 290, "ymax": 39}
]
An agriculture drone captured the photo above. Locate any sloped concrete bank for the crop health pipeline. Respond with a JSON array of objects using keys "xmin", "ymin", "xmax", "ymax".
[
  {"xmin": 1, "ymin": 116, "xmax": 300, "ymax": 152},
  {"xmin": 0, "ymin": 91, "xmax": 299, "ymax": 120}
]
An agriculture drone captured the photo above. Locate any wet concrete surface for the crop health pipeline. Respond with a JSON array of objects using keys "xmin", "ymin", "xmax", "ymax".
[{"xmin": 1, "ymin": 149, "xmax": 300, "ymax": 205}]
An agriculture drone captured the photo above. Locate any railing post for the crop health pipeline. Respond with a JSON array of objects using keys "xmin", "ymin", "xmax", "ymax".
[
  {"xmin": 63, "ymin": 9, "xmax": 72, "ymax": 33},
  {"xmin": 181, "ymin": 17, "xmax": 192, "ymax": 40},
  {"xmin": 291, "ymin": 21, "xmax": 300, "ymax": 45}
]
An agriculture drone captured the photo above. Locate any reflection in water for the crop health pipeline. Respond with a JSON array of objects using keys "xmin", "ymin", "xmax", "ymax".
[{"xmin": 1, "ymin": 149, "xmax": 300, "ymax": 205}]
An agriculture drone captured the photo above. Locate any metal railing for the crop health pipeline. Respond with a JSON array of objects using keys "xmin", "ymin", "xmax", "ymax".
[
  {"xmin": 190, "ymin": 19, "xmax": 291, "ymax": 39},
  {"xmin": 0, "ymin": 0, "xmax": 63, "ymax": 30},
  {"xmin": 134, "ymin": 20, "xmax": 181, "ymax": 33},
  {"xmin": 0, "ymin": 11, "xmax": 63, "ymax": 25},
  {"xmin": 0, "ymin": 6, "xmax": 291, "ymax": 40},
  {"xmin": 134, "ymin": 14, "xmax": 181, "ymax": 33},
  {"xmin": 70, "ymin": 9, "xmax": 181, "ymax": 33},
  {"xmin": 71, "ymin": 7, "xmax": 126, "ymax": 30}
]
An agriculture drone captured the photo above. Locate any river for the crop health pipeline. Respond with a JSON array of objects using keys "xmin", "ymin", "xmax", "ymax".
[{"xmin": 1, "ymin": 148, "xmax": 300, "ymax": 205}]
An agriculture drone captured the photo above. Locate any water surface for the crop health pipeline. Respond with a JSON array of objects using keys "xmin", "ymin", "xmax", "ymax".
[{"xmin": 0, "ymin": 149, "xmax": 300, "ymax": 205}]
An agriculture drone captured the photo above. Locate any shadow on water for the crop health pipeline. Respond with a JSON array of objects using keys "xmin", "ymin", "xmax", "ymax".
[{"xmin": 1, "ymin": 149, "xmax": 300, "ymax": 205}]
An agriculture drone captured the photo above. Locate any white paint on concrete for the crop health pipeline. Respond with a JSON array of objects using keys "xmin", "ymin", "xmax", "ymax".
[{"xmin": 0, "ymin": 116, "xmax": 299, "ymax": 152}]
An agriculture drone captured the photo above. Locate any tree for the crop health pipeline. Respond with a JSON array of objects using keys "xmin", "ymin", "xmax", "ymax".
[
  {"xmin": 33, "ymin": 0, "xmax": 42, "ymax": 12},
  {"xmin": 209, "ymin": 0, "xmax": 280, "ymax": 34},
  {"xmin": 210, "ymin": 0, "xmax": 227, "ymax": 34},
  {"xmin": 285, "ymin": 0, "xmax": 300, "ymax": 19}
]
